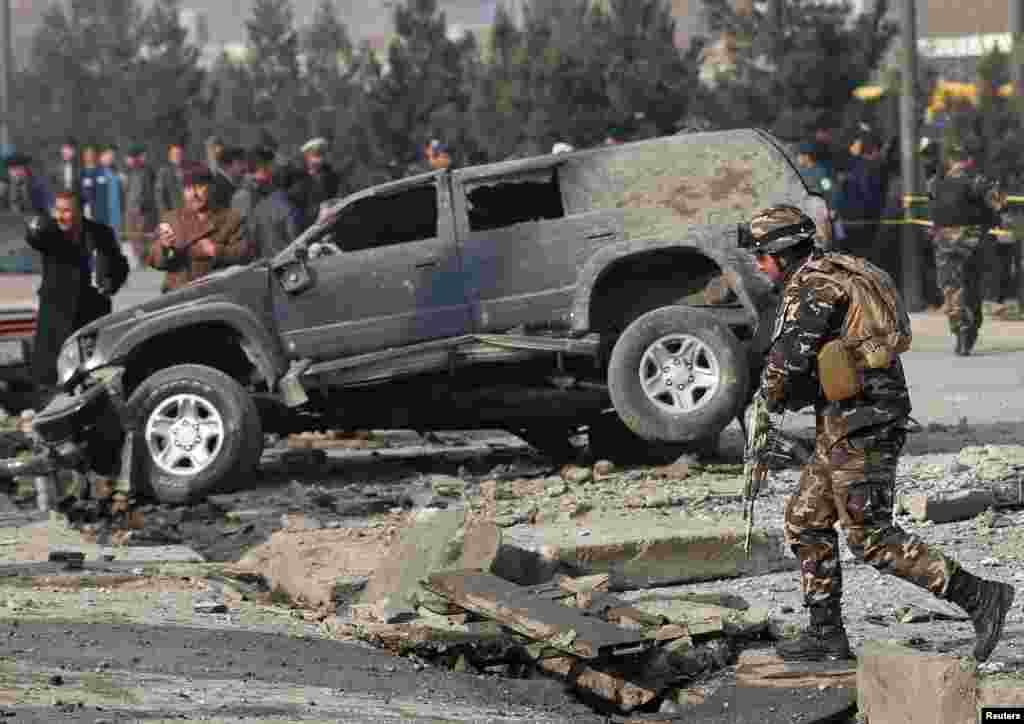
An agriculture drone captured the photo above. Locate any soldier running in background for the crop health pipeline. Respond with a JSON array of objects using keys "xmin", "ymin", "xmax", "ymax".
[{"xmin": 928, "ymin": 145, "xmax": 1006, "ymax": 356}]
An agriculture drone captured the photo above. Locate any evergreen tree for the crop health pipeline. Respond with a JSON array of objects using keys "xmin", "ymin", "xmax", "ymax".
[
  {"xmin": 27, "ymin": 0, "xmax": 147, "ymax": 145},
  {"xmin": 601, "ymin": 0, "xmax": 695, "ymax": 137},
  {"xmin": 245, "ymin": 0, "xmax": 308, "ymax": 146},
  {"xmin": 303, "ymin": 0, "xmax": 354, "ymax": 139},
  {"xmin": 468, "ymin": 4, "xmax": 529, "ymax": 159},
  {"xmin": 370, "ymin": 0, "xmax": 473, "ymax": 173},
  {"xmin": 697, "ymin": 0, "xmax": 897, "ymax": 137},
  {"xmin": 137, "ymin": 0, "xmax": 206, "ymax": 149}
]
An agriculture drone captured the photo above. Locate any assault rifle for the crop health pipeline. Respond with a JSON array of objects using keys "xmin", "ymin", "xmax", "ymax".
[{"xmin": 742, "ymin": 393, "xmax": 773, "ymax": 557}]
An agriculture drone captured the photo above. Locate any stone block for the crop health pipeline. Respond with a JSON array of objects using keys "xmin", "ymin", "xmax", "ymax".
[
  {"xmin": 978, "ymin": 676, "xmax": 1024, "ymax": 709},
  {"xmin": 360, "ymin": 510, "xmax": 501, "ymax": 608},
  {"xmin": 858, "ymin": 641, "xmax": 977, "ymax": 724},
  {"xmin": 498, "ymin": 512, "xmax": 795, "ymax": 590},
  {"xmin": 905, "ymin": 490, "xmax": 996, "ymax": 524}
]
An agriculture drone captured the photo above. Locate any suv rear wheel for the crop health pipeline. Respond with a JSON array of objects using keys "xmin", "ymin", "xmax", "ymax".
[
  {"xmin": 127, "ymin": 364, "xmax": 262, "ymax": 504},
  {"xmin": 607, "ymin": 306, "xmax": 748, "ymax": 444}
]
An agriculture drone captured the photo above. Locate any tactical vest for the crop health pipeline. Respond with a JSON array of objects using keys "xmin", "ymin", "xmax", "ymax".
[
  {"xmin": 790, "ymin": 253, "xmax": 913, "ymax": 401},
  {"xmin": 929, "ymin": 175, "xmax": 996, "ymax": 227}
]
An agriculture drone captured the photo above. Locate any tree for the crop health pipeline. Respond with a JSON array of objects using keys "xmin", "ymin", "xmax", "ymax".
[
  {"xmin": 304, "ymin": 0, "xmax": 353, "ymax": 107},
  {"xmin": 467, "ymin": 4, "xmax": 530, "ymax": 159},
  {"xmin": 600, "ymin": 0, "xmax": 696, "ymax": 137},
  {"xmin": 370, "ymin": 0, "xmax": 473, "ymax": 172},
  {"xmin": 696, "ymin": 0, "xmax": 897, "ymax": 137},
  {"xmin": 136, "ymin": 0, "xmax": 206, "ymax": 149},
  {"xmin": 245, "ymin": 0, "xmax": 308, "ymax": 146},
  {"xmin": 27, "ymin": 0, "xmax": 148, "ymax": 146}
]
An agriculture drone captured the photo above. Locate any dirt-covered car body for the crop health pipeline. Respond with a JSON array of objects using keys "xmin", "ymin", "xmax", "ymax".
[{"xmin": 36, "ymin": 129, "xmax": 825, "ymax": 503}]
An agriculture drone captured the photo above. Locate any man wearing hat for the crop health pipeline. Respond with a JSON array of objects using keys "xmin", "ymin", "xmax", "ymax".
[
  {"xmin": 928, "ymin": 144, "xmax": 1006, "ymax": 355},
  {"xmin": 155, "ymin": 140, "xmax": 186, "ymax": 218},
  {"xmin": 291, "ymin": 136, "xmax": 340, "ymax": 232},
  {"xmin": 123, "ymin": 143, "xmax": 157, "ymax": 264},
  {"xmin": 741, "ymin": 204, "xmax": 1015, "ymax": 664},
  {"xmin": 7, "ymin": 153, "xmax": 53, "ymax": 216},
  {"xmin": 145, "ymin": 162, "xmax": 252, "ymax": 293},
  {"xmin": 209, "ymin": 145, "xmax": 247, "ymax": 210},
  {"xmin": 248, "ymin": 162, "xmax": 303, "ymax": 259},
  {"xmin": 831, "ymin": 129, "xmax": 887, "ymax": 266},
  {"xmin": 231, "ymin": 146, "xmax": 275, "ymax": 224},
  {"xmin": 205, "ymin": 135, "xmax": 226, "ymax": 176}
]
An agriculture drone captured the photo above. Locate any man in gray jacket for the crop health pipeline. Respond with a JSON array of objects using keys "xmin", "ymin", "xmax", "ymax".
[
  {"xmin": 249, "ymin": 163, "xmax": 302, "ymax": 259},
  {"xmin": 231, "ymin": 146, "xmax": 274, "ymax": 223}
]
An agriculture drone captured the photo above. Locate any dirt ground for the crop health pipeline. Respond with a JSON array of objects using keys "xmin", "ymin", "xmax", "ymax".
[{"xmin": 0, "ymin": 308, "xmax": 1023, "ymax": 721}]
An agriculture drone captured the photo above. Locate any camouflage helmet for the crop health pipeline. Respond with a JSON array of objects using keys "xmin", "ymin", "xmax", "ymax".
[{"xmin": 740, "ymin": 205, "xmax": 817, "ymax": 255}]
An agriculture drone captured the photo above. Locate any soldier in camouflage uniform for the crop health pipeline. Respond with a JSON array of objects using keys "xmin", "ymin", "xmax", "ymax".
[
  {"xmin": 928, "ymin": 147, "xmax": 1006, "ymax": 355},
  {"xmin": 744, "ymin": 205, "xmax": 1015, "ymax": 662}
]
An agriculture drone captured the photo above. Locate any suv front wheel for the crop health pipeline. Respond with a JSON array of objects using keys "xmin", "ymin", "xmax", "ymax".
[
  {"xmin": 127, "ymin": 364, "xmax": 263, "ymax": 504},
  {"xmin": 607, "ymin": 306, "xmax": 748, "ymax": 444}
]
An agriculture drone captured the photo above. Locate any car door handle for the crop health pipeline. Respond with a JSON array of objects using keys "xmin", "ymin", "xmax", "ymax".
[
  {"xmin": 586, "ymin": 231, "xmax": 617, "ymax": 240},
  {"xmin": 415, "ymin": 258, "xmax": 440, "ymax": 269}
]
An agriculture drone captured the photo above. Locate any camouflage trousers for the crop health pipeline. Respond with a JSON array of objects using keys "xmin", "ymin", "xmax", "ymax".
[
  {"xmin": 784, "ymin": 413, "xmax": 959, "ymax": 609},
  {"xmin": 931, "ymin": 226, "xmax": 987, "ymax": 341}
]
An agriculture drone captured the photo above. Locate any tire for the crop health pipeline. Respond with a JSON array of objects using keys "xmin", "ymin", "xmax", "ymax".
[
  {"xmin": 607, "ymin": 305, "xmax": 749, "ymax": 444},
  {"xmin": 127, "ymin": 364, "xmax": 263, "ymax": 505}
]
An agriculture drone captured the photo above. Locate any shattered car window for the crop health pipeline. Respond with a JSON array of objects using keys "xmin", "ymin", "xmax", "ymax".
[
  {"xmin": 324, "ymin": 184, "xmax": 439, "ymax": 253},
  {"xmin": 465, "ymin": 168, "xmax": 566, "ymax": 231}
]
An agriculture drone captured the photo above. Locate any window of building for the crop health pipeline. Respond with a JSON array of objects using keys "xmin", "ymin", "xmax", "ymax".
[
  {"xmin": 465, "ymin": 168, "xmax": 566, "ymax": 232},
  {"xmin": 328, "ymin": 184, "xmax": 438, "ymax": 252}
]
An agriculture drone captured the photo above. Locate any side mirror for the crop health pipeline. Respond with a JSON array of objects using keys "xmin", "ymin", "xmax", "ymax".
[{"xmin": 276, "ymin": 246, "xmax": 315, "ymax": 295}]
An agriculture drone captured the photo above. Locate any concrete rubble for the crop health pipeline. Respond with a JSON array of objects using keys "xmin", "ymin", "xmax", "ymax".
[{"xmin": 856, "ymin": 641, "xmax": 1024, "ymax": 724}]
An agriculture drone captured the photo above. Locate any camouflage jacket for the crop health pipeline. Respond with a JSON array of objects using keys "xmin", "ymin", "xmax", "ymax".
[{"xmin": 759, "ymin": 253, "xmax": 912, "ymax": 434}]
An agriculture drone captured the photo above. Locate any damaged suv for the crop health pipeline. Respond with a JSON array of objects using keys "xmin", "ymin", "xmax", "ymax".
[{"xmin": 30, "ymin": 129, "xmax": 827, "ymax": 503}]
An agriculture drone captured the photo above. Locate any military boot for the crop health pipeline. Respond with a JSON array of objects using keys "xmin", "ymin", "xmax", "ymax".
[
  {"xmin": 945, "ymin": 569, "xmax": 1016, "ymax": 662},
  {"xmin": 775, "ymin": 601, "xmax": 854, "ymax": 662}
]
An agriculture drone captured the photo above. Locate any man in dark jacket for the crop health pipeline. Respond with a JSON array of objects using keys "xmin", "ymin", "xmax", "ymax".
[
  {"xmin": 209, "ymin": 145, "xmax": 246, "ymax": 210},
  {"xmin": 155, "ymin": 141, "xmax": 185, "ymax": 218},
  {"xmin": 231, "ymin": 146, "xmax": 275, "ymax": 224},
  {"xmin": 50, "ymin": 137, "xmax": 79, "ymax": 193},
  {"xmin": 123, "ymin": 143, "xmax": 158, "ymax": 265},
  {"xmin": 250, "ymin": 163, "xmax": 302, "ymax": 259},
  {"xmin": 832, "ymin": 131, "xmax": 886, "ymax": 265},
  {"xmin": 25, "ymin": 191, "xmax": 129, "ymax": 390},
  {"xmin": 290, "ymin": 137, "xmax": 340, "ymax": 232}
]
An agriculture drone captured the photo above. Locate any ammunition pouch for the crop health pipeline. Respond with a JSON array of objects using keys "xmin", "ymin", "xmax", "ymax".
[{"xmin": 817, "ymin": 339, "xmax": 861, "ymax": 402}]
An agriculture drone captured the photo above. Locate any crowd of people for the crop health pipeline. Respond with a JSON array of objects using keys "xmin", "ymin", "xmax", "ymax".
[
  {"xmin": 791, "ymin": 124, "xmax": 1016, "ymax": 356},
  {"xmin": 3, "ymin": 133, "xmax": 346, "ymax": 268},
  {"xmin": 10, "ymin": 132, "xmax": 350, "ymax": 393}
]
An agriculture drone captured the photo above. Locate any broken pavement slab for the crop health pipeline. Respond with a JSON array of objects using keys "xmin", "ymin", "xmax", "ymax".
[
  {"xmin": 360, "ymin": 509, "xmax": 501, "ymax": 609},
  {"xmin": 904, "ymin": 489, "xmax": 997, "ymax": 524},
  {"xmin": 498, "ymin": 511, "xmax": 795, "ymax": 589},
  {"xmin": 858, "ymin": 640, "xmax": 978, "ymax": 724},
  {"xmin": 425, "ymin": 570, "xmax": 655, "ymax": 659}
]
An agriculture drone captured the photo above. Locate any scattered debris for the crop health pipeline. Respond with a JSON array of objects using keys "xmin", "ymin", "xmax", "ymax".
[{"xmin": 904, "ymin": 489, "xmax": 997, "ymax": 524}]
